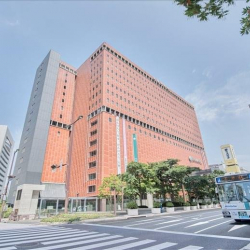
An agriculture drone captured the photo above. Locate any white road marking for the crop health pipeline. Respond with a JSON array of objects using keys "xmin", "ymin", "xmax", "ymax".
[
  {"xmin": 185, "ymin": 217, "xmax": 223, "ymax": 228},
  {"xmin": 32, "ymin": 236, "xmax": 132, "ymax": 250},
  {"xmin": 155, "ymin": 215, "xmax": 222, "ymax": 230},
  {"xmin": 70, "ymin": 237, "xmax": 149, "ymax": 250},
  {"xmin": 0, "ymin": 230, "xmax": 95, "ymax": 247},
  {"xmin": 195, "ymin": 220, "xmax": 232, "ymax": 234},
  {"xmin": 240, "ymin": 243, "xmax": 250, "ymax": 249},
  {"xmin": 0, "ymin": 229, "xmax": 85, "ymax": 240},
  {"xmin": 229, "ymin": 225, "xmax": 248, "ymax": 232},
  {"xmin": 102, "ymin": 239, "xmax": 155, "ymax": 250},
  {"xmin": 42, "ymin": 232, "xmax": 109, "ymax": 245},
  {"xmin": 125, "ymin": 216, "xmax": 177, "ymax": 227},
  {"xmin": 178, "ymin": 245, "xmax": 203, "ymax": 250},
  {"xmin": 83, "ymin": 223, "xmax": 250, "ymax": 241},
  {"xmin": 0, "ymin": 227, "xmax": 74, "ymax": 236},
  {"xmin": 156, "ymin": 219, "xmax": 182, "ymax": 225},
  {"xmin": 141, "ymin": 241, "xmax": 177, "ymax": 249}
]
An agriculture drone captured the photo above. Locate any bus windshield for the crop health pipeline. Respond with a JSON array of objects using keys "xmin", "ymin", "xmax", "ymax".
[{"xmin": 218, "ymin": 181, "xmax": 250, "ymax": 203}]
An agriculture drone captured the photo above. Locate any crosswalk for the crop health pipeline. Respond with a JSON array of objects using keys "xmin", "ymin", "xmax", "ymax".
[{"xmin": 0, "ymin": 226, "xmax": 206, "ymax": 250}]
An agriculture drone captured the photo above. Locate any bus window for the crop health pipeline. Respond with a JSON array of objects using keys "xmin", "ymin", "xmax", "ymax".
[
  {"xmin": 218, "ymin": 183, "xmax": 238, "ymax": 202},
  {"xmin": 235, "ymin": 182, "xmax": 250, "ymax": 202}
]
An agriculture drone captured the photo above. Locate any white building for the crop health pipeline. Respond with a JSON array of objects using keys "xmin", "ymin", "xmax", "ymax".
[{"xmin": 0, "ymin": 125, "xmax": 14, "ymax": 199}]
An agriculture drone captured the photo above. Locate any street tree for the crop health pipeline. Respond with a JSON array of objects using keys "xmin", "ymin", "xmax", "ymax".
[
  {"xmin": 174, "ymin": 0, "xmax": 250, "ymax": 35},
  {"xmin": 184, "ymin": 175, "xmax": 209, "ymax": 201},
  {"xmin": 169, "ymin": 164, "xmax": 199, "ymax": 202},
  {"xmin": 122, "ymin": 162, "xmax": 156, "ymax": 206},
  {"xmin": 98, "ymin": 174, "xmax": 125, "ymax": 214},
  {"xmin": 152, "ymin": 159, "xmax": 180, "ymax": 201}
]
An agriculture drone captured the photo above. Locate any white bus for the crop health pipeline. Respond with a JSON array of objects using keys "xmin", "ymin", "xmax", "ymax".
[{"xmin": 215, "ymin": 173, "xmax": 250, "ymax": 222}]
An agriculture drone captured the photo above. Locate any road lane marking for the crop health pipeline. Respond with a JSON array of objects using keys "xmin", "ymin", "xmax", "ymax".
[
  {"xmin": 240, "ymin": 243, "xmax": 250, "ymax": 249},
  {"xmin": 194, "ymin": 220, "xmax": 232, "ymax": 233},
  {"xmin": 0, "ymin": 230, "xmax": 88, "ymax": 244},
  {"xmin": 229, "ymin": 225, "xmax": 248, "ymax": 232},
  {"xmin": 156, "ymin": 219, "xmax": 182, "ymax": 225},
  {"xmin": 82, "ymin": 223, "xmax": 250, "ymax": 241},
  {"xmin": 0, "ymin": 229, "xmax": 85, "ymax": 240},
  {"xmin": 155, "ymin": 215, "xmax": 222, "ymax": 230},
  {"xmin": 0, "ymin": 227, "xmax": 76, "ymax": 236},
  {"xmin": 42, "ymin": 232, "xmax": 109, "ymax": 245},
  {"xmin": 141, "ymin": 241, "xmax": 177, "ymax": 249},
  {"xmin": 185, "ymin": 217, "xmax": 223, "ymax": 228},
  {"xmin": 102, "ymin": 239, "xmax": 155, "ymax": 250},
  {"xmin": 179, "ymin": 246, "xmax": 203, "ymax": 250}
]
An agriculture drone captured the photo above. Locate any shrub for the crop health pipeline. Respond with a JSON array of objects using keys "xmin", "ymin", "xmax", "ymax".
[
  {"xmin": 165, "ymin": 201, "xmax": 174, "ymax": 207},
  {"xmin": 206, "ymin": 201, "xmax": 211, "ymax": 205},
  {"xmin": 200, "ymin": 201, "xmax": 206, "ymax": 206},
  {"xmin": 3, "ymin": 207, "xmax": 12, "ymax": 218},
  {"xmin": 41, "ymin": 212, "xmax": 114, "ymax": 223},
  {"xmin": 138, "ymin": 205, "xmax": 148, "ymax": 208},
  {"xmin": 183, "ymin": 202, "xmax": 190, "ymax": 206},
  {"xmin": 153, "ymin": 202, "xmax": 161, "ymax": 208},
  {"xmin": 213, "ymin": 200, "xmax": 218, "ymax": 204},
  {"xmin": 127, "ymin": 201, "xmax": 138, "ymax": 209},
  {"xmin": 190, "ymin": 201, "xmax": 197, "ymax": 206}
]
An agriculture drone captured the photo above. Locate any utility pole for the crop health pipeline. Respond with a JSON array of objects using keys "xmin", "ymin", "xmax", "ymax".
[{"xmin": 0, "ymin": 148, "xmax": 19, "ymax": 222}]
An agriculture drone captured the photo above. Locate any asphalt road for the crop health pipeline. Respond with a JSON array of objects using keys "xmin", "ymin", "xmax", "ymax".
[{"xmin": 1, "ymin": 209, "xmax": 250, "ymax": 250}]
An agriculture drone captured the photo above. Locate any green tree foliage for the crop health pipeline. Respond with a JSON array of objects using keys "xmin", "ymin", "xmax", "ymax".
[
  {"xmin": 152, "ymin": 159, "xmax": 198, "ymax": 201},
  {"xmin": 122, "ymin": 162, "xmax": 156, "ymax": 206},
  {"xmin": 174, "ymin": 0, "xmax": 250, "ymax": 35},
  {"xmin": 184, "ymin": 170, "xmax": 224, "ymax": 201},
  {"xmin": 98, "ymin": 175, "xmax": 125, "ymax": 211}
]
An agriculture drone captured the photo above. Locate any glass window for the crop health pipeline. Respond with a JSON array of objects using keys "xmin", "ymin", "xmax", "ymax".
[
  {"xmin": 218, "ymin": 183, "xmax": 238, "ymax": 202},
  {"xmin": 235, "ymin": 182, "xmax": 250, "ymax": 202}
]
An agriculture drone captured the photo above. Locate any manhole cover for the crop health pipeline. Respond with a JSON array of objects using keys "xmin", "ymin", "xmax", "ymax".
[{"xmin": 15, "ymin": 242, "xmax": 44, "ymax": 249}]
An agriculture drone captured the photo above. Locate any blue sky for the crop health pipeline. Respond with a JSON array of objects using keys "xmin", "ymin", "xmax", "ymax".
[{"xmin": 0, "ymin": 1, "xmax": 250, "ymax": 169}]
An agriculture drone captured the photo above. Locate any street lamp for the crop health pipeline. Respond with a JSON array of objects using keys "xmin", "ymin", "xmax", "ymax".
[
  {"xmin": 0, "ymin": 148, "xmax": 19, "ymax": 222},
  {"xmin": 51, "ymin": 115, "xmax": 83, "ymax": 213}
]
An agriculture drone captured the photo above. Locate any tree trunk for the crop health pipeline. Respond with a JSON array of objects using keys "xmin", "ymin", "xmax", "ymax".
[
  {"xmin": 182, "ymin": 184, "xmax": 187, "ymax": 202},
  {"xmin": 140, "ymin": 194, "xmax": 143, "ymax": 206}
]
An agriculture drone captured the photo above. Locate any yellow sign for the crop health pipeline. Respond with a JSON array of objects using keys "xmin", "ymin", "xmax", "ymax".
[{"xmin": 220, "ymin": 144, "xmax": 240, "ymax": 173}]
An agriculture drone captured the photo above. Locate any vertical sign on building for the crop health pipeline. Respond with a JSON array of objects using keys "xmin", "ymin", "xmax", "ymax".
[
  {"xmin": 132, "ymin": 134, "xmax": 138, "ymax": 162},
  {"xmin": 116, "ymin": 116, "xmax": 121, "ymax": 174},
  {"xmin": 122, "ymin": 118, "xmax": 128, "ymax": 171}
]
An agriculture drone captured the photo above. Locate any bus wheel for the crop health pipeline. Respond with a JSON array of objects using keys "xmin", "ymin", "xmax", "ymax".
[{"xmin": 235, "ymin": 219, "xmax": 241, "ymax": 222}]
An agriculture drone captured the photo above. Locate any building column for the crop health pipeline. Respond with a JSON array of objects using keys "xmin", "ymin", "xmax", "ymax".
[
  {"xmin": 100, "ymin": 198, "xmax": 106, "ymax": 212},
  {"xmin": 147, "ymin": 194, "xmax": 153, "ymax": 208}
]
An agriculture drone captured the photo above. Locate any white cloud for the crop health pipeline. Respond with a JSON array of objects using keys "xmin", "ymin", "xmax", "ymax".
[
  {"xmin": 2, "ymin": 19, "xmax": 20, "ymax": 27},
  {"xmin": 186, "ymin": 70, "xmax": 250, "ymax": 122}
]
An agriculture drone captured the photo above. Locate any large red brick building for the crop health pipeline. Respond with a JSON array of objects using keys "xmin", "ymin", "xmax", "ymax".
[{"xmin": 9, "ymin": 43, "xmax": 207, "ymax": 213}]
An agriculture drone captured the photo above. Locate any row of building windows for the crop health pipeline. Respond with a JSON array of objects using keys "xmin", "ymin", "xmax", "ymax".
[
  {"xmin": 50, "ymin": 120, "xmax": 71, "ymax": 130},
  {"xmin": 88, "ymin": 106, "xmax": 204, "ymax": 150},
  {"xmin": 90, "ymin": 43, "xmax": 193, "ymax": 109}
]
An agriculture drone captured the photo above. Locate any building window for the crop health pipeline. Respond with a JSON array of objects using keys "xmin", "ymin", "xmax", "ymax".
[
  {"xmin": 60, "ymin": 114, "xmax": 62, "ymax": 118},
  {"xmin": 88, "ymin": 185, "xmax": 96, "ymax": 193},
  {"xmin": 89, "ymin": 173, "xmax": 96, "ymax": 180},
  {"xmin": 90, "ymin": 140, "xmax": 97, "ymax": 146},
  {"xmin": 109, "ymin": 118, "xmax": 112, "ymax": 122},
  {"xmin": 90, "ymin": 150, "xmax": 97, "ymax": 157},
  {"xmin": 89, "ymin": 161, "xmax": 96, "ymax": 168},
  {"xmin": 63, "ymin": 92, "xmax": 65, "ymax": 96},
  {"xmin": 91, "ymin": 120, "xmax": 98, "ymax": 127},
  {"xmin": 90, "ymin": 130, "xmax": 97, "ymax": 136},
  {"xmin": 64, "ymin": 86, "xmax": 66, "ymax": 89},
  {"xmin": 16, "ymin": 189, "xmax": 22, "ymax": 200},
  {"xmin": 62, "ymin": 99, "xmax": 64, "ymax": 102}
]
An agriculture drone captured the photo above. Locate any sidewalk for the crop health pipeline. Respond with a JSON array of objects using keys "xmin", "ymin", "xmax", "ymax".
[{"xmin": 0, "ymin": 207, "xmax": 221, "ymax": 227}]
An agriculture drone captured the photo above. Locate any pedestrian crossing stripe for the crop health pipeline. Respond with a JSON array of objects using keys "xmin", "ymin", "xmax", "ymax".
[{"xmin": 0, "ymin": 226, "xmax": 206, "ymax": 250}]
